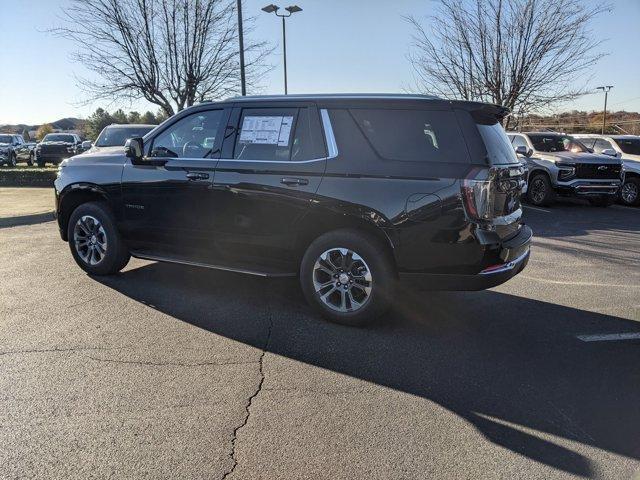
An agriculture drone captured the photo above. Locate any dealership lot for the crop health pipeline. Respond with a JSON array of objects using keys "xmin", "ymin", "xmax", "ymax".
[{"xmin": 1, "ymin": 198, "xmax": 639, "ymax": 479}]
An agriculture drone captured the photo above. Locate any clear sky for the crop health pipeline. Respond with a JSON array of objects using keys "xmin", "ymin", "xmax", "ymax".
[{"xmin": 1, "ymin": 0, "xmax": 639, "ymax": 125}]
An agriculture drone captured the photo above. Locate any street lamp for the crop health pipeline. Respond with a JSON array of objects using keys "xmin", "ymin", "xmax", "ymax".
[
  {"xmin": 596, "ymin": 85, "xmax": 613, "ymax": 134},
  {"xmin": 261, "ymin": 4, "xmax": 303, "ymax": 94}
]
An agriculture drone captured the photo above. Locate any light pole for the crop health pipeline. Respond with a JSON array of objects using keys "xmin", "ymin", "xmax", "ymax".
[
  {"xmin": 237, "ymin": 0, "xmax": 246, "ymax": 95},
  {"xmin": 261, "ymin": 4, "xmax": 302, "ymax": 94},
  {"xmin": 596, "ymin": 85, "xmax": 613, "ymax": 134}
]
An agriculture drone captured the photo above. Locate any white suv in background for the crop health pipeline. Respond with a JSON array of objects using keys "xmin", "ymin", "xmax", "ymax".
[{"xmin": 573, "ymin": 134, "xmax": 640, "ymax": 206}]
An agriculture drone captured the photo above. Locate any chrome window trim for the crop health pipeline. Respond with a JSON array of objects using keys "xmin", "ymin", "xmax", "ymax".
[{"xmin": 320, "ymin": 109, "xmax": 338, "ymax": 159}]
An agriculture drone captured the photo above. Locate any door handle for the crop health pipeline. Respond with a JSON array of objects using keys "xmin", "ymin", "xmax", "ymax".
[
  {"xmin": 281, "ymin": 177, "xmax": 309, "ymax": 186},
  {"xmin": 186, "ymin": 172, "xmax": 210, "ymax": 181}
]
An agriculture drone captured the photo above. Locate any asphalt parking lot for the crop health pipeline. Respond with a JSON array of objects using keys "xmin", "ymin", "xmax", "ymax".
[{"xmin": 1, "ymin": 194, "xmax": 639, "ymax": 479}]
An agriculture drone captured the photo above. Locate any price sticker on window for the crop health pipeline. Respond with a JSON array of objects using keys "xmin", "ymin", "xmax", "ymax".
[{"xmin": 239, "ymin": 116, "xmax": 294, "ymax": 146}]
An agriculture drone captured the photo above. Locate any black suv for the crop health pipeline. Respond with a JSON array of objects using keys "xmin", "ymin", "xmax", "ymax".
[{"xmin": 54, "ymin": 94, "xmax": 531, "ymax": 325}]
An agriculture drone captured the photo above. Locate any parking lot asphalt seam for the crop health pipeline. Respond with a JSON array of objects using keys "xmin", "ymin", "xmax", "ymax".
[
  {"xmin": 0, "ymin": 345, "xmax": 119, "ymax": 356},
  {"xmin": 221, "ymin": 310, "xmax": 274, "ymax": 480},
  {"xmin": 82, "ymin": 355, "xmax": 261, "ymax": 368}
]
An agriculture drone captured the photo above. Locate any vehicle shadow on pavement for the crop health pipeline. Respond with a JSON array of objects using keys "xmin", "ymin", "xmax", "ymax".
[
  {"xmin": 0, "ymin": 212, "xmax": 54, "ymax": 229},
  {"xmin": 95, "ymin": 262, "xmax": 640, "ymax": 477}
]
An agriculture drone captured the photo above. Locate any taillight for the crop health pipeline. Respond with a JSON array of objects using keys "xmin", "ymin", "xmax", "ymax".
[{"xmin": 461, "ymin": 167, "xmax": 495, "ymax": 221}]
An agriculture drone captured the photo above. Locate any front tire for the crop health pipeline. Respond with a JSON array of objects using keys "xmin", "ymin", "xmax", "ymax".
[
  {"xmin": 527, "ymin": 173, "xmax": 555, "ymax": 206},
  {"xmin": 8, "ymin": 153, "xmax": 16, "ymax": 167},
  {"xmin": 620, "ymin": 178, "xmax": 640, "ymax": 206},
  {"xmin": 300, "ymin": 229, "xmax": 395, "ymax": 326},
  {"xmin": 67, "ymin": 202, "xmax": 130, "ymax": 275},
  {"xmin": 27, "ymin": 152, "xmax": 34, "ymax": 166}
]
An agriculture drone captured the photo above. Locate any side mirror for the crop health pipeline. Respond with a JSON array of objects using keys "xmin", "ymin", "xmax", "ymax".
[
  {"xmin": 515, "ymin": 145, "xmax": 533, "ymax": 158},
  {"xmin": 601, "ymin": 148, "xmax": 618, "ymax": 157},
  {"xmin": 81, "ymin": 141, "xmax": 92, "ymax": 150},
  {"xmin": 125, "ymin": 137, "xmax": 144, "ymax": 162}
]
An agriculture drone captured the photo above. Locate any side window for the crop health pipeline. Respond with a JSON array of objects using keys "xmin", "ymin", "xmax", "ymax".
[
  {"xmin": 151, "ymin": 109, "xmax": 223, "ymax": 158},
  {"xmin": 593, "ymin": 138, "xmax": 614, "ymax": 153},
  {"xmin": 234, "ymin": 108, "xmax": 297, "ymax": 161},
  {"xmin": 291, "ymin": 108, "xmax": 326, "ymax": 161},
  {"xmin": 349, "ymin": 108, "xmax": 468, "ymax": 163}
]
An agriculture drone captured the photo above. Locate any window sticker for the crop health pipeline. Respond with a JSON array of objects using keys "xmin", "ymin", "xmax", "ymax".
[{"xmin": 239, "ymin": 116, "xmax": 294, "ymax": 146}]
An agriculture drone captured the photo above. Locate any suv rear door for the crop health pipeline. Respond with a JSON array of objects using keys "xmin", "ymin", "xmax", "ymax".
[
  {"xmin": 460, "ymin": 106, "xmax": 526, "ymax": 240},
  {"xmin": 210, "ymin": 102, "xmax": 327, "ymax": 271}
]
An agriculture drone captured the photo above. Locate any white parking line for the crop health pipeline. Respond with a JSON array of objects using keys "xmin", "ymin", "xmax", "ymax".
[
  {"xmin": 576, "ymin": 333, "xmax": 640, "ymax": 342},
  {"xmin": 523, "ymin": 205, "xmax": 551, "ymax": 213}
]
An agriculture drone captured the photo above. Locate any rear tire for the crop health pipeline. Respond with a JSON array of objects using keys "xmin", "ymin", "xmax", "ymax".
[
  {"xmin": 67, "ymin": 202, "xmax": 130, "ymax": 275},
  {"xmin": 620, "ymin": 178, "xmax": 640, "ymax": 206},
  {"xmin": 588, "ymin": 196, "xmax": 615, "ymax": 207},
  {"xmin": 8, "ymin": 153, "xmax": 16, "ymax": 167},
  {"xmin": 300, "ymin": 229, "xmax": 395, "ymax": 326},
  {"xmin": 27, "ymin": 152, "xmax": 34, "ymax": 166},
  {"xmin": 527, "ymin": 173, "xmax": 555, "ymax": 206}
]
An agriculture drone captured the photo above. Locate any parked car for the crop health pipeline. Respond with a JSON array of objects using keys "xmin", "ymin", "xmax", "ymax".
[
  {"xmin": 54, "ymin": 94, "xmax": 531, "ymax": 325},
  {"xmin": 573, "ymin": 134, "xmax": 640, "ymax": 206},
  {"xmin": 35, "ymin": 133, "xmax": 84, "ymax": 167},
  {"xmin": 507, "ymin": 132, "xmax": 624, "ymax": 207},
  {"xmin": 0, "ymin": 134, "xmax": 35, "ymax": 166},
  {"xmin": 84, "ymin": 124, "xmax": 156, "ymax": 153}
]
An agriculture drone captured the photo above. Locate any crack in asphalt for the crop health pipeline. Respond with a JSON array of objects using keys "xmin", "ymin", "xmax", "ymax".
[
  {"xmin": 84, "ymin": 355, "xmax": 260, "ymax": 368},
  {"xmin": 221, "ymin": 310, "xmax": 274, "ymax": 480}
]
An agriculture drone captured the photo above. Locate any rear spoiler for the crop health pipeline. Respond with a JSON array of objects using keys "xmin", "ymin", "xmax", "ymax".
[{"xmin": 451, "ymin": 101, "xmax": 510, "ymax": 125}]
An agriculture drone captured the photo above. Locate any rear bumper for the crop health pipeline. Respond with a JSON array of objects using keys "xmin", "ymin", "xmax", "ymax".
[{"xmin": 399, "ymin": 225, "xmax": 532, "ymax": 291}]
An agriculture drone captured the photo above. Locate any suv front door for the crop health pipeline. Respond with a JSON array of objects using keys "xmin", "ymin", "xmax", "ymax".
[
  {"xmin": 210, "ymin": 103, "xmax": 327, "ymax": 272},
  {"xmin": 120, "ymin": 107, "xmax": 229, "ymax": 260}
]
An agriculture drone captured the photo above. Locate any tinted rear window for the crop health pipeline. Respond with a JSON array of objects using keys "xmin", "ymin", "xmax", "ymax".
[
  {"xmin": 614, "ymin": 138, "xmax": 640, "ymax": 155},
  {"xmin": 349, "ymin": 109, "xmax": 468, "ymax": 163},
  {"xmin": 477, "ymin": 123, "xmax": 519, "ymax": 165}
]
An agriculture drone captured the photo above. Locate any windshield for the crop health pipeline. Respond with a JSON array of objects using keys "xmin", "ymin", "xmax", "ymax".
[
  {"xmin": 0, "ymin": 135, "xmax": 12, "ymax": 144},
  {"xmin": 528, "ymin": 134, "xmax": 587, "ymax": 153},
  {"xmin": 477, "ymin": 122, "xmax": 519, "ymax": 165},
  {"xmin": 614, "ymin": 138, "xmax": 640, "ymax": 155},
  {"xmin": 43, "ymin": 134, "xmax": 75, "ymax": 143},
  {"xmin": 96, "ymin": 126, "xmax": 154, "ymax": 147}
]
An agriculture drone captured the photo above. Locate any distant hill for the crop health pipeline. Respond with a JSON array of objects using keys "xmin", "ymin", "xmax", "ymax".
[{"xmin": 0, "ymin": 117, "xmax": 84, "ymax": 134}]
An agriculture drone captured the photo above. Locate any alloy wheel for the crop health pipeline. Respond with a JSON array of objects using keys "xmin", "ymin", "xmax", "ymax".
[
  {"xmin": 73, "ymin": 215, "xmax": 108, "ymax": 266},
  {"xmin": 621, "ymin": 181, "xmax": 638, "ymax": 205},
  {"xmin": 312, "ymin": 248, "xmax": 373, "ymax": 313},
  {"xmin": 530, "ymin": 177, "xmax": 546, "ymax": 204}
]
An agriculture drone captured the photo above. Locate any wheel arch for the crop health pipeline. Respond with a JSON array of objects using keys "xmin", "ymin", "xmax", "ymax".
[
  {"xmin": 58, "ymin": 183, "xmax": 112, "ymax": 241},
  {"xmin": 293, "ymin": 208, "xmax": 398, "ymax": 271}
]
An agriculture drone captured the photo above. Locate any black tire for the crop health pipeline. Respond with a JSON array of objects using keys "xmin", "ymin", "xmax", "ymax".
[
  {"xmin": 588, "ymin": 195, "xmax": 616, "ymax": 207},
  {"xmin": 8, "ymin": 153, "xmax": 16, "ymax": 167},
  {"xmin": 619, "ymin": 178, "xmax": 640, "ymax": 207},
  {"xmin": 67, "ymin": 202, "xmax": 130, "ymax": 275},
  {"xmin": 37, "ymin": 159, "xmax": 46, "ymax": 167},
  {"xmin": 300, "ymin": 229, "xmax": 395, "ymax": 326},
  {"xmin": 27, "ymin": 152, "xmax": 34, "ymax": 166},
  {"xmin": 526, "ymin": 172, "xmax": 555, "ymax": 206}
]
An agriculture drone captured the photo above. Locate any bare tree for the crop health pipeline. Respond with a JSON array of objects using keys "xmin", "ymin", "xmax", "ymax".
[
  {"xmin": 54, "ymin": 0, "xmax": 272, "ymax": 116},
  {"xmin": 406, "ymin": 0, "xmax": 610, "ymax": 126}
]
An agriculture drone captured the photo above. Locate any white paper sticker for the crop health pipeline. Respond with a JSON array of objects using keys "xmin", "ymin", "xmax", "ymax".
[{"xmin": 239, "ymin": 115, "xmax": 294, "ymax": 146}]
